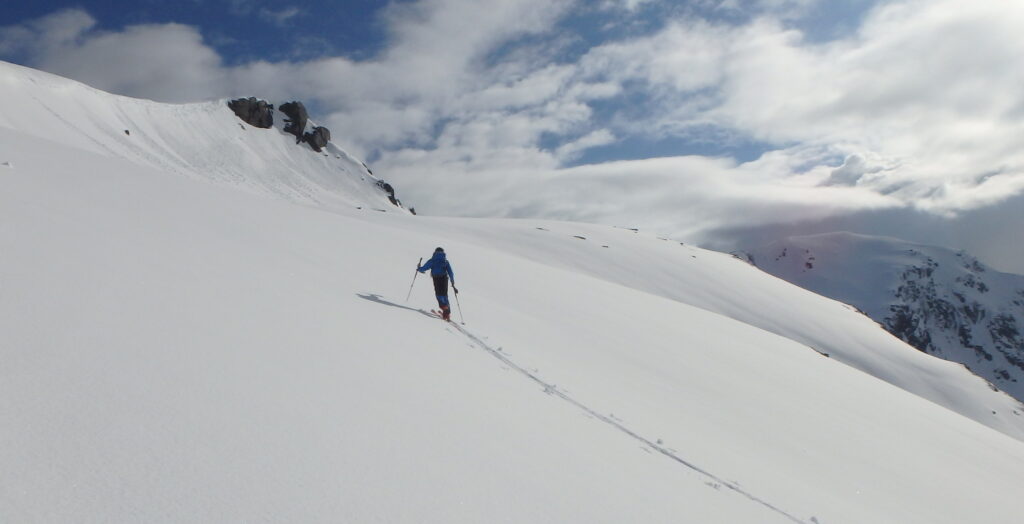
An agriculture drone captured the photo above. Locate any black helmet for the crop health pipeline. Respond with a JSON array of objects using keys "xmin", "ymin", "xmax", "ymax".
[{"xmin": 434, "ymin": 247, "xmax": 444, "ymax": 253}]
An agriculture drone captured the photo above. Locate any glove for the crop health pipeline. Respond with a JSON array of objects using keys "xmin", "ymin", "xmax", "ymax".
[{"xmin": 453, "ymin": 286, "xmax": 459, "ymax": 295}]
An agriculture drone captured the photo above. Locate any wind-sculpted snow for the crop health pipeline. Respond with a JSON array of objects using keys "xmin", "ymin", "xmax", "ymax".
[
  {"xmin": 744, "ymin": 232, "xmax": 1024, "ymax": 404},
  {"xmin": 4, "ymin": 61, "xmax": 1024, "ymax": 522}
]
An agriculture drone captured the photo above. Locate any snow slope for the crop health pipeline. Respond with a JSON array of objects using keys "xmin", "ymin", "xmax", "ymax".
[
  {"xmin": 0, "ymin": 61, "xmax": 396, "ymax": 211},
  {"xmin": 3, "ymin": 61, "xmax": 1024, "ymax": 523},
  {"xmin": 742, "ymin": 232, "xmax": 1024, "ymax": 402},
  {"xmin": 436, "ymin": 221, "xmax": 1024, "ymax": 437}
]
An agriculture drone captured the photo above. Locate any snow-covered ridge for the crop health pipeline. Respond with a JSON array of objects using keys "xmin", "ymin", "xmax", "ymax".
[
  {"xmin": 0, "ymin": 60, "xmax": 398, "ymax": 211},
  {"xmin": 742, "ymin": 232, "xmax": 1024, "ymax": 403}
]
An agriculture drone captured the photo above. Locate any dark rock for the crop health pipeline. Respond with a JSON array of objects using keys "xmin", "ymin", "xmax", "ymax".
[
  {"xmin": 376, "ymin": 180, "xmax": 400, "ymax": 207},
  {"xmin": 228, "ymin": 97, "xmax": 274, "ymax": 128},
  {"xmin": 303, "ymin": 126, "xmax": 331, "ymax": 152},
  {"xmin": 279, "ymin": 101, "xmax": 308, "ymax": 142}
]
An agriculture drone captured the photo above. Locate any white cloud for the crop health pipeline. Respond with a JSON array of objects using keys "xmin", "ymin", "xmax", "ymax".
[
  {"xmin": 42, "ymin": 23, "xmax": 225, "ymax": 103},
  {"xmin": 0, "ymin": 25, "xmax": 32, "ymax": 55},
  {"xmin": 2, "ymin": 0, "xmax": 1023, "ymax": 270},
  {"xmin": 0, "ymin": 9, "xmax": 224, "ymax": 102},
  {"xmin": 566, "ymin": 0, "xmax": 1024, "ymax": 215},
  {"xmin": 556, "ymin": 129, "xmax": 617, "ymax": 161},
  {"xmin": 580, "ymin": 18, "xmax": 729, "ymax": 93},
  {"xmin": 259, "ymin": 7, "xmax": 302, "ymax": 27},
  {"xmin": 709, "ymin": 0, "xmax": 822, "ymax": 18},
  {"xmin": 823, "ymin": 154, "xmax": 879, "ymax": 186},
  {"xmin": 379, "ymin": 150, "xmax": 899, "ymax": 240},
  {"xmin": 599, "ymin": 0, "xmax": 657, "ymax": 11},
  {"xmin": 369, "ymin": 0, "xmax": 1023, "ymax": 263},
  {"xmin": 0, "ymin": 8, "xmax": 95, "ymax": 57}
]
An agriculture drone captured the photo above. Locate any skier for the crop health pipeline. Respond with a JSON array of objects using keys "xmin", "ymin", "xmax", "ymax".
[{"xmin": 418, "ymin": 247, "xmax": 456, "ymax": 320}]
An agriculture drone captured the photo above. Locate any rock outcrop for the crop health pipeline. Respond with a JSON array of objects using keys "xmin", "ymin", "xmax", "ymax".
[
  {"xmin": 376, "ymin": 180, "xmax": 400, "ymax": 207},
  {"xmin": 279, "ymin": 101, "xmax": 308, "ymax": 142},
  {"xmin": 228, "ymin": 98, "xmax": 335, "ymax": 152},
  {"xmin": 228, "ymin": 97, "xmax": 274, "ymax": 128},
  {"xmin": 303, "ymin": 126, "xmax": 331, "ymax": 152}
]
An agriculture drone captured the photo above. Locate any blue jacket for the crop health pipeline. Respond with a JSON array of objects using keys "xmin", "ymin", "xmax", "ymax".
[{"xmin": 419, "ymin": 252, "xmax": 454, "ymax": 282}]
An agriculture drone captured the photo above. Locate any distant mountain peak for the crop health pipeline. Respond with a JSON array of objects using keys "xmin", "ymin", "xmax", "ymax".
[{"xmin": 743, "ymin": 233, "xmax": 1024, "ymax": 402}]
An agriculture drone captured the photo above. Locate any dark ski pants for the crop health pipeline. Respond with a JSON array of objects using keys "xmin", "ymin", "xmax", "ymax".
[{"xmin": 432, "ymin": 275, "xmax": 450, "ymax": 308}]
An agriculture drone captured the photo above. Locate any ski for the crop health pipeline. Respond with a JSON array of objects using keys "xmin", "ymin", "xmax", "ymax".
[{"xmin": 430, "ymin": 309, "xmax": 451, "ymax": 322}]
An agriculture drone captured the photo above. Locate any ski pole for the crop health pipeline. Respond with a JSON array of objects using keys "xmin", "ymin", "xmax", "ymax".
[
  {"xmin": 405, "ymin": 257, "xmax": 423, "ymax": 302},
  {"xmin": 452, "ymin": 285, "xmax": 464, "ymax": 324}
]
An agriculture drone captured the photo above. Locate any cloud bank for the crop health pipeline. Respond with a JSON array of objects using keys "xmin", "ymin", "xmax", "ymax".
[{"xmin": 2, "ymin": 0, "xmax": 1023, "ymax": 269}]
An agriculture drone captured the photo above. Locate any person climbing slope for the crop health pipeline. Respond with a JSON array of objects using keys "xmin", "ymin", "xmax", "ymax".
[{"xmin": 418, "ymin": 247, "xmax": 457, "ymax": 320}]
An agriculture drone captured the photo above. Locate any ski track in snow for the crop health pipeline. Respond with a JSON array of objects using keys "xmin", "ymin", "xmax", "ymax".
[
  {"xmin": 447, "ymin": 322, "xmax": 810, "ymax": 524},
  {"xmin": 360, "ymin": 294, "xmax": 809, "ymax": 524}
]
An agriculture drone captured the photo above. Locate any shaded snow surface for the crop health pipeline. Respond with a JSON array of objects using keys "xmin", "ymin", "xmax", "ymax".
[{"xmin": 3, "ymin": 61, "xmax": 1024, "ymax": 523}]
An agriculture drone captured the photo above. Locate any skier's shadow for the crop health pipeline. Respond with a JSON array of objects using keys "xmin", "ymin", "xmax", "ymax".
[{"xmin": 357, "ymin": 293, "xmax": 437, "ymax": 319}]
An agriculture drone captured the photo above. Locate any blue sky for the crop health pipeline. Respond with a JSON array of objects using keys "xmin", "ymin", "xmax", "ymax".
[
  {"xmin": 3, "ymin": 1, "xmax": 389, "ymax": 62},
  {"xmin": 3, "ymin": 0, "xmax": 1024, "ymax": 272},
  {"xmin": 0, "ymin": 0, "xmax": 875, "ymax": 164}
]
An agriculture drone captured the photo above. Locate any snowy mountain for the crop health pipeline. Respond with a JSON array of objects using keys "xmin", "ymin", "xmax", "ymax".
[
  {"xmin": 0, "ymin": 61, "xmax": 402, "ymax": 212},
  {"xmin": 742, "ymin": 232, "xmax": 1024, "ymax": 403},
  {"xmin": 3, "ymin": 60, "xmax": 1024, "ymax": 523}
]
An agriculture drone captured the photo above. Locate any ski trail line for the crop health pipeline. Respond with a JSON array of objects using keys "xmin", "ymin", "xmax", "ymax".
[{"xmin": 448, "ymin": 322, "xmax": 809, "ymax": 524}]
